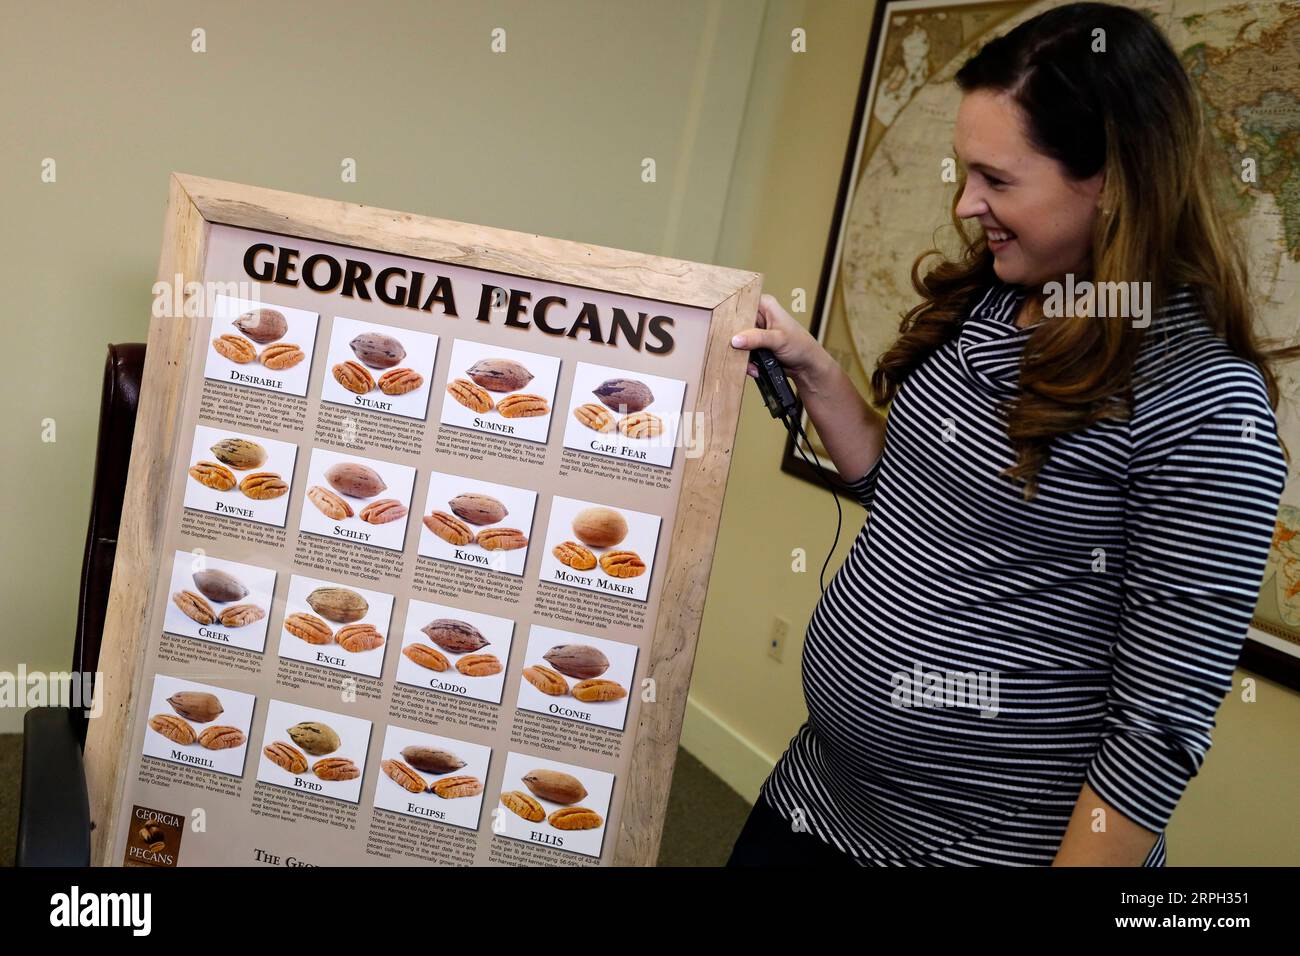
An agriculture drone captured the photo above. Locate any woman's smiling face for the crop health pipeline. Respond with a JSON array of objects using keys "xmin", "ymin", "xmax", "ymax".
[{"xmin": 953, "ymin": 89, "xmax": 1104, "ymax": 289}]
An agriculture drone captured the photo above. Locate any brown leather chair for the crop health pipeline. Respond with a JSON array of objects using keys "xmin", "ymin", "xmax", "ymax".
[{"xmin": 17, "ymin": 343, "xmax": 146, "ymax": 866}]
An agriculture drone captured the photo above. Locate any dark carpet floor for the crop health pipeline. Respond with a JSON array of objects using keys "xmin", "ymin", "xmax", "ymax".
[
  {"xmin": 0, "ymin": 735, "xmax": 19, "ymax": 868},
  {"xmin": 0, "ymin": 733, "xmax": 748, "ymax": 867}
]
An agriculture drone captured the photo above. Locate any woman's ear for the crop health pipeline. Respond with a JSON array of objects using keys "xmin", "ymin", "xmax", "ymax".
[
  {"xmin": 1089, "ymin": 170, "xmax": 1109, "ymax": 215},
  {"xmin": 1089, "ymin": 169, "xmax": 1106, "ymax": 205}
]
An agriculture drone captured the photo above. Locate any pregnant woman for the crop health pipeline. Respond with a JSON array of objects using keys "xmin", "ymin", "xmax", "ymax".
[{"xmin": 726, "ymin": 2, "xmax": 1296, "ymax": 866}]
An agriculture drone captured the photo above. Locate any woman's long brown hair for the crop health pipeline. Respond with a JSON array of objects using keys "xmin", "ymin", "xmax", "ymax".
[{"xmin": 868, "ymin": 2, "xmax": 1300, "ymax": 500}]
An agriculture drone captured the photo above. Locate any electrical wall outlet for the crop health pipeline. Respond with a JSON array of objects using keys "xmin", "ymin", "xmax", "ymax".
[{"xmin": 768, "ymin": 616, "xmax": 789, "ymax": 662}]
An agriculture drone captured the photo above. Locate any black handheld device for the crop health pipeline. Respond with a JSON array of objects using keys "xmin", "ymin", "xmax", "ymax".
[{"xmin": 751, "ymin": 347, "xmax": 798, "ymax": 419}]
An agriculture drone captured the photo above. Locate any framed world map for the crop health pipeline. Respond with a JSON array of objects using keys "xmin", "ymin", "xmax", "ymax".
[{"xmin": 787, "ymin": 0, "xmax": 1300, "ymax": 689}]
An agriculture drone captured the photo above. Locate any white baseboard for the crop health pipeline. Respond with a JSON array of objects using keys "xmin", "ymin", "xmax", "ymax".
[{"xmin": 679, "ymin": 694, "xmax": 778, "ymax": 804}]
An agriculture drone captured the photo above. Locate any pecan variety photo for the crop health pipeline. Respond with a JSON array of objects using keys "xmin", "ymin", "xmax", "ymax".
[
  {"xmin": 446, "ymin": 355, "xmax": 553, "ymax": 427},
  {"xmin": 148, "ymin": 685, "xmax": 248, "ymax": 757},
  {"xmin": 333, "ymin": 329, "xmax": 423, "ymax": 400}
]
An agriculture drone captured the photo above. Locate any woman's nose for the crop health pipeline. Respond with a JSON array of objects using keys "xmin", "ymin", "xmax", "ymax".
[{"xmin": 954, "ymin": 183, "xmax": 986, "ymax": 220}]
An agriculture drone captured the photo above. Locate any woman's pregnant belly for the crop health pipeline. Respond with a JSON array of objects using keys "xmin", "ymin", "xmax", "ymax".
[{"xmin": 800, "ymin": 543, "xmax": 1113, "ymax": 831}]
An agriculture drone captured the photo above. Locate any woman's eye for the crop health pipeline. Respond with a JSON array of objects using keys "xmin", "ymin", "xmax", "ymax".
[{"xmin": 985, "ymin": 174, "xmax": 1006, "ymax": 189}]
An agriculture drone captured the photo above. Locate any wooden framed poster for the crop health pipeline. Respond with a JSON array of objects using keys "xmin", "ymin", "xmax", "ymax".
[{"xmin": 84, "ymin": 174, "xmax": 761, "ymax": 867}]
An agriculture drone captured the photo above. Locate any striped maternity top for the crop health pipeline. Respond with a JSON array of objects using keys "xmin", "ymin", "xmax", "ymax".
[{"xmin": 760, "ymin": 278, "xmax": 1288, "ymax": 866}]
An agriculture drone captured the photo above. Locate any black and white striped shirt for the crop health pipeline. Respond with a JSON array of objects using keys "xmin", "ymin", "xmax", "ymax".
[{"xmin": 760, "ymin": 279, "xmax": 1288, "ymax": 866}]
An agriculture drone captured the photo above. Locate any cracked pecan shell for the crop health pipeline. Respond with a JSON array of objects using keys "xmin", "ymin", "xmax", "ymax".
[
  {"xmin": 149, "ymin": 714, "xmax": 196, "ymax": 745},
  {"xmin": 378, "ymin": 368, "xmax": 423, "ymax": 395},
  {"xmin": 523, "ymin": 664, "xmax": 569, "ymax": 696},
  {"xmin": 572, "ymin": 678, "xmax": 627, "ymax": 703},
  {"xmin": 284, "ymin": 612, "xmax": 333, "ymax": 645},
  {"xmin": 189, "ymin": 460, "xmax": 236, "ymax": 491},
  {"xmin": 382, "ymin": 758, "xmax": 428, "ymax": 793},
  {"xmin": 336, "ymin": 623, "xmax": 384, "ymax": 652},
  {"xmin": 431, "ymin": 775, "xmax": 482, "ymax": 799},
  {"xmin": 312, "ymin": 757, "xmax": 359, "ymax": 781},
  {"xmin": 198, "ymin": 725, "xmax": 246, "ymax": 750},
  {"xmin": 218, "ymin": 603, "xmax": 265, "ymax": 628},
  {"xmin": 332, "ymin": 360, "xmax": 375, "ymax": 394},
  {"xmin": 423, "ymin": 511, "xmax": 473, "ymax": 546},
  {"xmin": 447, "ymin": 378, "xmax": 493, "ymax": 413},
  {"xmin": 574, "ymin": 403, "xmax": 615, "ymax": 432},
  {"xmin": 549, "ymin": 807, "xmax": 603, "ymax": 830},
  {"xmin": 403, "ymin": 643, "xmax": 450, "ymax": 671},
  {"xmin": 359, "ymin": 498, "xmax": 407, "ymax": 524},
  {"xmin": 599, "ymin": 549, "xmax": 646, "ymax": 578},
  {"xmin": 307, "ymin": 485, "xmax": 353, "ymax": 520},
  {"xmin": 617, "ymin": 411, "xmax": 664, "ymax": 439},
  {"xmin": 172, "ymin": 590, "xmax": 216, "ymax": 625},
  {"xmin": 239, "ymin": 472, "xmax": 288, "ymax": 500},
  {"xmin": 552, "ymin": 540, "xmax": 597, "ymax": 571},
  {"xmin": 259, "ymin": 342, "xmax": 304, "ymax": 370},
  {"xmin": 264, "ymin": 741, "xmax": 308, "ymax": 773},
  {"xmin": 455, "ymin": 653, "xmax": 502, "ymax": 678},
  {"xmin": 500, "ymin": 790, "xmax": 545, "ymax": 822},
  {"xmin": 212, "ymin": 334, "xmax": 255, "ymax": 364},
  {"xmin": 497, "ymin": 393, "xmax": 549, "ymax": 419},
  {"xmin": 475, "ymin": 527, "xmax": 527, "ymax": 551}
]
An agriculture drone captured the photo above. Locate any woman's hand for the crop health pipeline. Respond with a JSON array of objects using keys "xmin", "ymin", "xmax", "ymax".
[
  {"xmin": 731, "ymin": 294, "xmax": 831, "ymax": 386},
  {"xmin": 729, "ymin": 293, "xmax": 887, "ymax": 484}
]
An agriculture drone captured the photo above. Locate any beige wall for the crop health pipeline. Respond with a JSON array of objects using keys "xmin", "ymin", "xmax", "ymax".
[
  {"xmin": 2, "ymin": 0, "xmax": 1294, "ymax": 864},
  {"xmin": 0, "ymin": 0, "xmax": 764, "ymax": 711}
]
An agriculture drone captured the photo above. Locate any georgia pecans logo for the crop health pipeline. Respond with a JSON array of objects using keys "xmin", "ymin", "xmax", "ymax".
[{"xmin": 123, "ymin": 805, "xmax": 185, "ymax": 867}]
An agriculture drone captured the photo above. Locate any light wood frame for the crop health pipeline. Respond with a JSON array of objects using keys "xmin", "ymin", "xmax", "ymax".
[{"xmin": 84, "ymin": 173, "xmax": 762, "ymax": 866}]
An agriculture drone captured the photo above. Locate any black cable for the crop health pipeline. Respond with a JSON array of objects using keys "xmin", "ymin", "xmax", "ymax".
[{"xmin": 781, "ymin": 407, "xmax": 845, "ymax": 594}]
